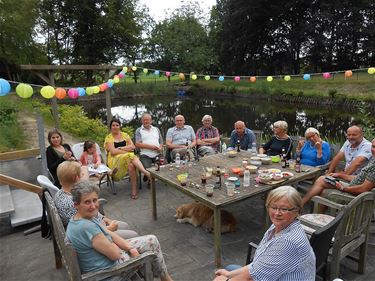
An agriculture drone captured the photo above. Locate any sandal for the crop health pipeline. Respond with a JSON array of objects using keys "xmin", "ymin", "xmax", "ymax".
[{"xmin": 131, "ymin": 193, "xmax": 138, "ymax": 200}]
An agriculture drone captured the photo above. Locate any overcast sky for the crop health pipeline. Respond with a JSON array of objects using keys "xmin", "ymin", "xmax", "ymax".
[{"xmin": 139, "ymin": 0, "xmax": 216, "ymax": 21}]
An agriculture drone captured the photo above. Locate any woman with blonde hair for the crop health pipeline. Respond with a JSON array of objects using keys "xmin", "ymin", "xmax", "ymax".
[
  {"xmin": 296, "ymin": 127, "xmax": 331, "ymax": 166},
  {"xmin": 259, "ymin": 121, "xmax": 293, "ymax": 158}
]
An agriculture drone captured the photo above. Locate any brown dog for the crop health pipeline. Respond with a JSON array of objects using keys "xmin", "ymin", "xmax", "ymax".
[{"xmin": 174, "ymin": 202, "xmax": 236, "ymax": 233}]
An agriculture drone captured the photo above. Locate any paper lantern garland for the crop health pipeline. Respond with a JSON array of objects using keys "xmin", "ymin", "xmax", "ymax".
[{"xmin": 16, "ymin": 83, "xmax": 33, "ymax": 98}]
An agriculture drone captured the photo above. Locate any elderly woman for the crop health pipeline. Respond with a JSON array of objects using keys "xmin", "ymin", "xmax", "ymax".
[
  {"xmin": 297, "ymin": 127, "xmax": 331, "ymax": 167},
  {"xmin": 196, "ymin": 114, "xmax": 220, "ymax": 156},
  {"xmin": 66, "ymin": 181, "xmax": 173, "ymax": 281},
  {"xmin": 54, "ymin": 161, "xmax": 138, "ymax": 239},
  {"xmin": 104, "ymin": 118, "xmax": 151, "ymax": 199},
  {"xmin": 214, "ymin": 186, "xmax": 315, "ymax": 281},
  {"xmin": 46, "ymin": 128, "xmax": 76, "ymax": 188},
  {"xmin": 259, "ymin": 121, "xmax": 293, "ymax": 158}
]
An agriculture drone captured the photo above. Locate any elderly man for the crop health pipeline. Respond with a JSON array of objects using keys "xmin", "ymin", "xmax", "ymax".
[
  {"xmin": 228, "ymin": 120, "xmax": 256, "ymax": 150},
  {"xmin": 302, "ymin": 138, "xmax": 375, "ymax": 206},
  {"xmin": 135, "ymin": 113, "xmax": 163, "ymax": 171},
  {"xmin": 327, "ymin": 125, "xmax": 372, "ymax": 175},
  {"xmin": 196, "ymin": 115, "xmax": 220, "ymax": 156},
  {"xmin": 166, "ymin": 115, "xmax": 196, "ymax": 160}
]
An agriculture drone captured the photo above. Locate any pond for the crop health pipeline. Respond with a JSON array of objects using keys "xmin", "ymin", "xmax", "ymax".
[{"xmin": 82, "ymin": 93, "xmax": 374, "ymax": 142}]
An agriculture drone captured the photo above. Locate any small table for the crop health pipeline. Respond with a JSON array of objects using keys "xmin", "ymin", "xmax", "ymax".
[{"xmin": 149, "ymin": 151, "xmax": 320, "ymax": 267}]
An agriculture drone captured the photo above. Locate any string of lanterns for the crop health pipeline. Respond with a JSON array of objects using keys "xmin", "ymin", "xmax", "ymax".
[{"xmin": 0, "ymin": 66, "xmax": 374, "ymax": 99}]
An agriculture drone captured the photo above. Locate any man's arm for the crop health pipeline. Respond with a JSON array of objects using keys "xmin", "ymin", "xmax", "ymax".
[
  {"xmin": 336, "ymin": 179, "xmax": 375, "ymax": 195},
  {"xmin": 328, "ymin": 151, "xmax": 345, "ymax": 173},
  {"xmin": 345, "ymin": 156, "xmax": 368, "ymax": 175}
]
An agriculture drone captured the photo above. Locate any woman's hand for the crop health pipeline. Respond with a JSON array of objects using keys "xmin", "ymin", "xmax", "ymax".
[
  {"xmin": 297, "ymin": 139, "xmax": 305, "ymax": 151},
  {"xmin": 106, "ymin": 220, "xmax": 119, "ymax": 232},
  {"xmin": 63, "ymin": 150, "xmax": 72, "ymax": 160},
  {"xmin": 215, "ymin": 269, "xmax": 230, "ymax": 277},
  {"xmin": 129, "ymin": 248, "xmax": 139, "ymax": 257}
]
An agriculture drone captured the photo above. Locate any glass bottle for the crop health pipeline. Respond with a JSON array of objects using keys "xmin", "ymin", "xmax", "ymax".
[
  {"xmin": 236, "ymin": 140, "xmax": 241, "ymax": 152},
  {"xmin": 175, "ymin": 153, "xmax": 181, "ymax": 168},
  {"xmin": 281, "ymin": 148, "xmax": 287, "ymax": 168},
  {"xmin": 295, "ymin": 153, "xmax": 301, "ymax": 173},
  {"xmin": 215, "ymin": 166, "xmax": 222, "ymax": 189},
  {"xmin": 243, "ymin": 168, "xmax": 250, "ymax": 187}
]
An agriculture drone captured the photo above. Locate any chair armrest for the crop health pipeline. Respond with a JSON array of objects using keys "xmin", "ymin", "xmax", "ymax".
[
  {"xmin": 246, "ymin": 242, "xmax": 259, "ymax": 264},
  {"xmin": 82, "ymin": 251, "xmax": 156, "ymax": 281},
  {"xmin": 311, "ymin": 196, "xmax": 344, "ymax": 213},
  {"xmin": 98, "ymin": 198, "xmax": 107, "ymax": 215}
]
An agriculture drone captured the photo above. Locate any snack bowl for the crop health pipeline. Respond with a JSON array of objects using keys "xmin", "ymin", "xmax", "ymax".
[
  {"xmin": 258, "ymin": 169, "xmax": 270, "ymax": 175},
  {"xmin": 228, "ymin": 150, "xmax": 237, "ymax": 158},
  {"xmin": 261, "ymin": 157, "xmax": 272, "ymax": 165},
  {"xmin": 268, "ymin": 168, "xmax": 281, "ymax": 174},
  {"xmin": 271, "ymin": 155, "xmax": 281, "ymax": 163},
  {"xmin": 250, "ymin": 160, "xmax": 262, "ymax": 166},
  {"xmin": 257, "ymin": 154, "xmax": 267, "ymax": 158},
  {"xmin": 282, "ymin": 171, "xmax": 294, "ymax": 179},
  {"xmin": 250, "ymin": 156, "xmax": 261, "ymax": 161},
  {"xmin": 246, "ymin": 165, "xmax": 258, "ymax": 174}
]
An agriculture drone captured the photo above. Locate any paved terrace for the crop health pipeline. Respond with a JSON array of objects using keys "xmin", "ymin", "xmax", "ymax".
[{"xmin": 1, "ymin": 157, "xmax": 374, "ymax": 281}]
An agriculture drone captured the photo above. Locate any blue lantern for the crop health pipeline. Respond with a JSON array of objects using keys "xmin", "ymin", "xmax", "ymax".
[
  {"xmin": 0, "ymin": 79, "xmax": 11, "ymax": 96},
  {"xmin": 218, "ymin": 76, "xmax": 224, "ymax": 81},
  {"xmin": 154, "ymin": 70, "xmax": 160, "ymax": 76},
  {"xmin": 303, "ymin": 74, "xmax": 311, "ymax": 80},
  {"xmin": 77, "ymin": 87, "xmax": 86, "ymax": 97}
]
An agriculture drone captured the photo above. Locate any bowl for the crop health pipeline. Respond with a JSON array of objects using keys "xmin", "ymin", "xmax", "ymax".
[
  {"xmin": 282, "ymin": 171, "xmax": 294, "ymax": 179},
  {"xmin": 228, "ymin": 150, "xmax": 237, "ymax": 158},
  {"xmin": 259, "ymin": 174, "xmax": 273, "ymax": 183},
  {"xmin": 250, "ymin": 160, "xmax": 262, "ymax": 166},
  {"xmin": 250, "ymin": 156, "xmax": 261, "ymax": 161},
  {"xmin": 257, "ymin": 154, "xmax": 267, "ymax": 158},
  {"xmin": 246, "ymin": 165, "xmax": 258, "ymax": 174},
  {"xmin": 261, "ymin": 157, "xmax": 272, "ymax": 165},
  {"xmin": 271, "ymin": 155, "xmax": 281, "ymax": 163},
  {"xmin": 272, "ymin": 173, "xmax": 283, "ymax": 181}
]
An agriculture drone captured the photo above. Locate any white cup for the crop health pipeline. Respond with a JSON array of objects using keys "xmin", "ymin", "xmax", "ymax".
[{"xmin": 227, "ymin": 183, "xmax": 235, "ymax": 197}]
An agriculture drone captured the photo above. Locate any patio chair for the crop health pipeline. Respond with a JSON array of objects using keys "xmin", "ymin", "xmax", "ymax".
[
  {"xmin": 299, "ymin": 192, "xmax": 375, "ymax": 280},
  {"xmin": 72, "ymin": 142, "xmax": 115, "ymax": 195},
  {"xmin": 37, "ymin": 175, "xmax": 60, "ymax": 198}
]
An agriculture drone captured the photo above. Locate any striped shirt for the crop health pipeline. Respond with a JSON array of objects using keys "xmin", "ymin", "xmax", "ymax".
[
  {"xmin": 196, "ymin": 125, "xmax": 220, "ymax": 151},
  {"xmin": 248, "ymin": 220, "xmax": 315, "ymax": 281}
]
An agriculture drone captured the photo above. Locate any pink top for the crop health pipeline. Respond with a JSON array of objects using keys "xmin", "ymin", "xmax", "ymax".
[{"xmin": 79, "ymin": 151, "xmax": 101, "ymax": 166}]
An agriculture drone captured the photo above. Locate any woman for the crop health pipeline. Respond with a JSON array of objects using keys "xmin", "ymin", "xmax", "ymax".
[
  {"xmin": 297, "ymin": 127, "xmax": 331, "ymax": 167},
  {"xmin": 104, "ymin": 118, "xmax": 150, "ymax": 199},
  {"xmin": 259, "ymin": 121, "xmax": 293, "ymax": 159},
  {"xmin": 54, "ymin": 161, "xmax": 138, "ymax": 239},
  {"xmin": 46, "ymin": 128, "xmax": 76, "ymax": 188},
  {"xmin": 214, "ymin": 186, "xmax": 315, "ymax": 281},
  {"xmin": 66, "ymin": 181, "xmax": 173, "ymax": 281}
]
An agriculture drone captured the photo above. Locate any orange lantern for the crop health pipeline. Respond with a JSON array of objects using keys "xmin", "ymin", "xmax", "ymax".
[
  {"xmin": 344, "ymin": 70, "xmax": 353, "ymax": 78},
  {"xmin": 55, "ymin": 88, "xmax": 67, "ymax": 100},
  {"xmin": 250, "ymin": 76, "xmax": 257, "ymax": 83},
  {"xmin": 178, "ymin": 73, "xmax": 185, "ymax": 80}
]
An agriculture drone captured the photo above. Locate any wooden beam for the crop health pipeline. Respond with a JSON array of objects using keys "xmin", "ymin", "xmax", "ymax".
[
  {"xmin": 0, "ymin": 148, "xmax": 40, "ymax": 161},
  {"xmin": 0, "ymin": 174, "xmax": 42, "ymax": 195},
  {"xmin": 20, "ymin": 65, "xmax": 121, "ymax": 71}
]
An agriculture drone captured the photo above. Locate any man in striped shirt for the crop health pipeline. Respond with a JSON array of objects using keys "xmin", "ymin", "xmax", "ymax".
[{"xmin": 196, "ymin": 115, "xmax": 220, "ymax": 156}]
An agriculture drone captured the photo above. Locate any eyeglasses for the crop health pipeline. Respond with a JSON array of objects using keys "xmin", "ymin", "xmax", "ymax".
[{"xmin": 267, "ymin": 205, "xmax": 298, "ymax": 214}]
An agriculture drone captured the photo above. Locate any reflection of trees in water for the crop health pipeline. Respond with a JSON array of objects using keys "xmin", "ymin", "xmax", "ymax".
[{"xmin": 80, "ymin": 94, "xmax": 374, "ymax": 140}]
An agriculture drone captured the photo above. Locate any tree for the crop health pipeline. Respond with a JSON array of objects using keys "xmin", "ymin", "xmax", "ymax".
[{"xmin": 145, "ymin": 1, "xmax": 214, "ymax": 73}]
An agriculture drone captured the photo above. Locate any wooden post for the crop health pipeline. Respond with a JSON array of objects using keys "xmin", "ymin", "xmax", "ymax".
[
  {"xmin": 105, "ymin": 70, "xmax": 112, "ymax": 126},
  {"xmin": 48, "ymin": 71, "xmax": 60, "ymax": 129},
  {"xmin": 35, "ymin": 107, "xmax": 48, "ymax": 177}
]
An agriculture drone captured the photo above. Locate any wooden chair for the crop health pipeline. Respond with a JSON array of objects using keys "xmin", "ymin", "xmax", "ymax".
[
  {"xmin": 299, "ymin": 192, "xmax": 375, "ymax": 280},
  {"xmin": 43, "ymin": 191, "xmax": 156, "ymax": 281},
  {"xmin": 72, "ymin": 142, "xmax": 115, "ymax": 195}
]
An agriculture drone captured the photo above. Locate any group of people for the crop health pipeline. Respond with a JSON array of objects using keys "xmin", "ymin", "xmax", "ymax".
[{"xmin": 45, "ymin": 113, "xmax": 374, "ymax": 281}]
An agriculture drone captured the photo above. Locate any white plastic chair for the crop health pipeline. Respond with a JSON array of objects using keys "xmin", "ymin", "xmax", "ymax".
[
  {"xmin": 37, "ymin": 175, "xmax": 60, "ymax": 198},
  {"xmin": 72, "ymin": 142, "xmax": 115, "ymax": 194}
]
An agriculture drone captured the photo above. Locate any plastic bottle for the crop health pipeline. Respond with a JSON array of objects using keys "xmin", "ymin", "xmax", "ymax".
[
  {"xmin": 251, "ymin": 142, "xmax": 257, "ymax": 156},
  {"xmin": 243, "ymin": 168, "xmax": 250, "ymax": 187},
  {"xmin": 175, "ymin": 153, "xmax": 181, "ymax": 168},
  {"xmin": 222, "ymin": 142, "xmax": 227, "ymax": 152}
]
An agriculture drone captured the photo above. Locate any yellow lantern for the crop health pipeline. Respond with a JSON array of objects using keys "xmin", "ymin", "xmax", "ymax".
[
  {"xmin": 368, "ymin": 67, "xmax": 375, "ymax": 75},
  {"xmin": 131, "ymin": 66, "xmax": 137, "ymax": 71},
  {"xmin": 143, "ymin": 68, "xmax": 148, "ymax": 74},
  {"xmin": 267, "ymin": 76, "xmax": 273, "ymax": 82},
  {"xmin": 191, "ymin": 74, "xmax": 197, "ymax": 80},
  {"xmin": 122, "ymin": 66, "xmax": 128, "ymax": 72},
  {"xmin": 204, "ymin": 75, "xmax": 210, "ymax": 81},
  {"xmin": 284, "ymin": 75, "xmax": 291, "ymax": 81},
  {"xmin": 40, "ymin": 85, "xmax": 55, "ymax": 99},
  {"xmin": 16, "ymin": 83, "xmax": 33, "ymax": 98}
]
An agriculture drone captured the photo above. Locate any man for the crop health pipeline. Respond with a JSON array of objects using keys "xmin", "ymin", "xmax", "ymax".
[
  {"xmin": 166, "ymin": 115, "xmax": 196, "ymax": 160},
  {"xmin": 135, "ymin": 113, "xmax": 163, "ymax": 171},
  {"xmin": 302, "ymin": 138, "xmax": 375, "ymax": 206},
  {"xmin": 228, "ymin": 120, "xmax": 256, "ymax": 150},
  {"xmin": 327, "ymin": 125, "xmax": 372, "ymax": 175},
  {"xmin": 196, "ymin": 115, "xmax": 220, "ymax": 156}
]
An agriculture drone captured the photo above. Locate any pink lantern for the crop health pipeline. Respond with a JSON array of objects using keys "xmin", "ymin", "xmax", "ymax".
[
  {"xmin": 68, "ymin": 88, "xmax": 79, "ymax": 99},
  {"xmin": 166, "ymin": 71, "xmax": 171, "ymax": 77},
  {"xmin": 322, "ymin": 72, "xmax": 331, "ymax": 79},
  {"xmin": 234, "ymin": 76, "xmax": 240, "ymax": 82},
  {"xmin": 118, "ymin": 72, "xmax": 125, "ymax": 78}
]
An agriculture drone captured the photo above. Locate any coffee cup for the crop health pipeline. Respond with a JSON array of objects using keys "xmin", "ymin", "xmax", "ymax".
[{"xmin": 205, "ymin": 184, "xmax": 214, "ymax": 197}]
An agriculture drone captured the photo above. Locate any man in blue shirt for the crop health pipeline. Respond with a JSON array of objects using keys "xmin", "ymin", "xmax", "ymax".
[{"xmin": 228, "ymin": 120, "xmax": 256, "ymax": 150}]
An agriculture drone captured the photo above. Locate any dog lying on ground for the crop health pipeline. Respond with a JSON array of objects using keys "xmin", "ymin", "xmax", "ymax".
[{"xmin": 174, "ymin": 202, "xmax": 236, "ymax": 233}]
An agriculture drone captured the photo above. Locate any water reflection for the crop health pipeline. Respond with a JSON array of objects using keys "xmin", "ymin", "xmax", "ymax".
[{"xmin": 83, "ymin": 94, "xmax": 374, "ymax": 141}]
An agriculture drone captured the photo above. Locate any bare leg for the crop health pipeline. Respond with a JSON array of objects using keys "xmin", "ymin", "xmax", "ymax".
[
  {"xmin": 161, "ymin": 274, "xmax": 173, "ymax": 281},
  {"xmin": 128, "ymin": 163, "xmax": 137, "ymax": 197},
  {"xmin": 131, "ymin": 157, "xmax": 151, "ymax": 178},
  {"xmin": 302, "ymin": 176, "xmax": 332, "ymax": 206}
]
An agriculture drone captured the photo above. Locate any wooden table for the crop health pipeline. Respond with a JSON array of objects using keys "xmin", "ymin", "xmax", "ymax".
[{"xmin": 149, "ymin": 151, "xmax": 320, "ymax": 267}]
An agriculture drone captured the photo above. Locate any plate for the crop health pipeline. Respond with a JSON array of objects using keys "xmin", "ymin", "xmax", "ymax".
[
  {"xmin": 268, "ymin": 168, "xmax": 281, "ymax": 173},
  {"xmin": 228, "ymin": 177, "xmax": 238, "ymax": 182},
  {"xmin": 282, "ymin": 171, "xmax": 294, "ymax": 178},
  {"xmin": 257, "ymin": 154, "xmax": 267, "ymax": 158}
]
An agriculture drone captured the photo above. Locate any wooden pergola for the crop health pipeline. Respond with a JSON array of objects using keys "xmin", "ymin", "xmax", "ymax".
[{"xmin": 20, "ymin": 64, "xmax": 121, "ymax": 127}]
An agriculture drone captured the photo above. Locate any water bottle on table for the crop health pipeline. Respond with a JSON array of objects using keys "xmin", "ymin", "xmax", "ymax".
[
  {"xmin": 251, "ymin": 142, "xmax": 257, "ymax": 156},
  {"xmin": 175, "ymin": 152, "xmax": 181, "ymax": 168}
]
